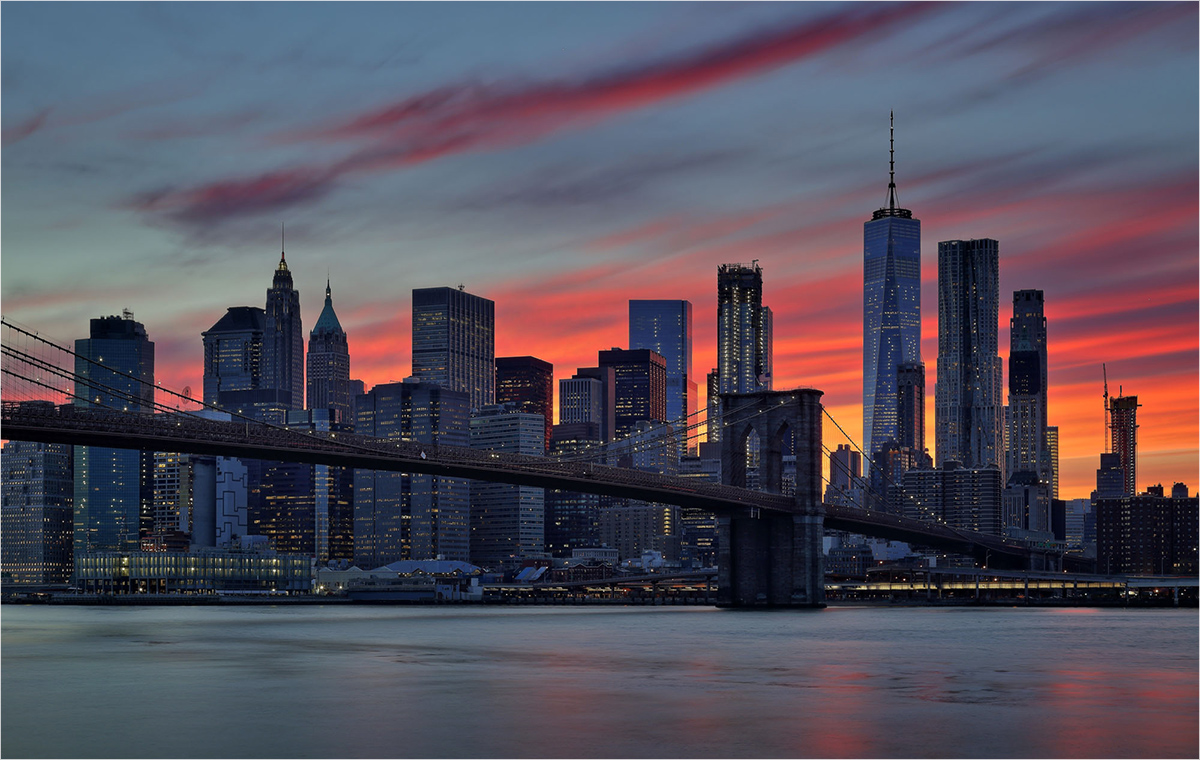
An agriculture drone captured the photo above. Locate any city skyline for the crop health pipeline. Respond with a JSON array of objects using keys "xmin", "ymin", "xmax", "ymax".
[{"xmin": 2, "ymin": 2, "xmax": 1196, "ymax": 497}]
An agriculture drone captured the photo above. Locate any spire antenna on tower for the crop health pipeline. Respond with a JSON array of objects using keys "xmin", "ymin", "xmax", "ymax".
[
  {"xmin": 281, "ymin": 222, "xmax": 286, "ymax": 261},
  {"xmin": 887, "ymin": 110, "xmax": 898, "ymax": 211}
]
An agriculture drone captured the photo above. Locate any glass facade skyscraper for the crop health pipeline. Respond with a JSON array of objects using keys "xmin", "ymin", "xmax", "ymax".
[
  {"xmin": 412, "ymin": 286, "xmax": 495, "ymax": 411},
  {"xmin": 469, "ymin": 405, "xmax": 545, "ymax": 570},
  {"xmin": 597, "ymin": 348, "xmax": 667, "ymax": 441},
  {"xmin": 353, "ymin": 381, "xmax": 470, "ymax": 567},
  {"xmin": 629, "ymin": 300, "xmax": 696, "ymax": 456},
  {"xmin": 495, "ymin": 356, "xmax": 553, "ymax": 452},
  {"xmin": 73, "ymin": 313, "xmax": 155, "ymax": 554},
  {"xmin": 863, "ymin": 116, "xmax": 920, "ymax": 465},
  {"xmin": 202, "ymin": 306, "xmax": 292, "ymax": 421},
  {"xmin": 935, "ymin": 238, "xmax": 1003, "ymax": 471},
  {"xmin": 2, "ymin": 419, "xmax": 74, "ymax": 585},
  {"xmin": 255, "ymin": 409, "xmax": 353, "ymax": 563},
  {"xmin": 1007, "ymin": 289, "xmax": 1049, "ymax": 485}
]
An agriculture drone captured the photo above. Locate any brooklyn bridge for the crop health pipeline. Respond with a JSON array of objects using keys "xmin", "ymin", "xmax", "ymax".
[{"xmin": 1, "ymin": 318, "xmax": 1067, "ymax": 607}]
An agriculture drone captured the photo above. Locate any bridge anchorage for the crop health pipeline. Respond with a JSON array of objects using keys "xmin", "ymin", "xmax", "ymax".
[{"xmin": 718, "ymin": 389, "xmax": 825, "ymax": 608}]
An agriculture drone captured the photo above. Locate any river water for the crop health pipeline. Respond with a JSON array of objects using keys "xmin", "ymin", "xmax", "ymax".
[{"xmin": 1, "ymin": 604, "xmax": 1195, "ymax": 759}]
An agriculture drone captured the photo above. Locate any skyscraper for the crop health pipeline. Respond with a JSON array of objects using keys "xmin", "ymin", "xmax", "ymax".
[
  {"xmin": 545, "ymin": 422, "xmax": 603, "ymax": 557},
  {"xmin": 863, "ymin": 114, "xmax": 921, "ymax": 465},
  {"xmin": 1110, "ymin": 395, "xmax": 1139, "ymax": 496},
  {"xmin": 598, "ymin": 348, "xmax": 667, "ymax": 441},
  {"xmin": 1046, "ymin": 426, "xmax": 1059, "ymax": 499},
  {"xmin": 73, "ymin": 313, "xmax": 155, "ymax": 553},
  {"xmin": 412, "ymin": 286, "xmax": 495, "ymax": 411},
  {"xmin": 2, "ymin": 417, "xmax": 73, "ymax": 585},
  {"xmin": 896, "ymin": 362, "xmax": 925, "ymax": 453},
  {"xmin": 151, "ymin": 451, "xmax": 191, "ymax": 539},
  {"xmin": 495, "ymin": 356, "xmax": 553, "ymax": 452},
  {"xmin": 306, "ymin": 280, "xmax": 352, "ymax": 425},
  {"xmin": 1007, "ymin": 289, "xmax": 1049, "ymax": 485},
  {"xmin": 559, "ymin": 372, "xmax": 611, "ymax": 442},
  {"xmin": 629, "ymin": 300, "xmax": 697, "ymax": 456},
  {"xmin": 202, "ymin": 306, "xmax": 289, "ymax": 421},
  {"xmin": 354, "ymin": 380, "xmax": 470, "ymax": 566},
  {"xmin": 717, "ymin": 263, "xmax": 772, "ymax": 396},
  {"xmin": 469, "ymin": 404, "xmax": 545, "ymax": 570},
  {"xmin": 264, "ymin": 246, "xmax": 304, "ymax": 413},
  {"xmin": 935, "ymin": 238, "xmax": 1002, "ymax": 471},
  {"xmin": 256, "ymin": 409, "xmax": 353, "ymax": 563},
  {"xmin": 829, "ymin": 444, "xmax": 862, "ymax": 491}
]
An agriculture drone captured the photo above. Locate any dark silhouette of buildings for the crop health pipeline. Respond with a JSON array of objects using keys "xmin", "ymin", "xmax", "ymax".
[
  {"xmin": 307, "ymin": 280, "xmax": 352, "ymax": 426},
  {"xmin": 255, "ymin": 409, "xmax": 354, "ymax": 563},
  {"xmin": 598, "ymin": 348, "xmax": 667, "ymax": 441},
  {"xmin": 495, "ymin": 356, "xmax": 553, "ymax": 453},
  {"xmin": 73, "ymin": 313, "xmax": 155, "ymax": 554},
  {"xmin": 353, "ymin": 381, "xmax": 470, "ymax": 566},
  {"xmin": 1008, "ymin": 289, "xmax": 1050, "ymax": 487},
  {"xmin": 1096, "ymin": 486, "xmax": 1197, "ymax": 575},
  {"xmin": 264, "ymin": 249, "xmax": 304, "ymax": 414},
  {"xmin": 545, "ymin": 422, "xmax": 603, "ymax": 557}
]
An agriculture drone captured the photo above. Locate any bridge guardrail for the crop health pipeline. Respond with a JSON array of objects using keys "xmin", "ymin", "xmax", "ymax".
[{"xmin": 1, "ymin": 401, "xmax": 1029, "ymax": 557}]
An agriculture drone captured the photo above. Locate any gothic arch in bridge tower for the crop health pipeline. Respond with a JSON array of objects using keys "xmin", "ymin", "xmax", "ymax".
[{"xmin": 717, "ymin": 389, "xmax": 826, "ymax": 608}]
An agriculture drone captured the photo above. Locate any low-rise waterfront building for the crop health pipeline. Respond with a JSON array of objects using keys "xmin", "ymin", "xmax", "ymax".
[{"xmin": 73, "ymin": 542, "xmax": 311, "ymax": 594}]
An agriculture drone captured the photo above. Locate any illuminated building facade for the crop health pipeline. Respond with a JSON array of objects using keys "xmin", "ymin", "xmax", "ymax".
[
  {"xmin": 1046, "ymin": 426, "xmax": 1059, "ymax": 499},
  {"xmin": 495, "ymin": 356, "xmax": 553, "ymax": 452},
  {"xmin": 1110, "ymin": 395, "xmax": 1139, "ymax": 496},
  {"xmin": 863, "ymin": 116, "xmax": 921, "ymax": 466},
  {"xmin": 935, "ymin": 239, "xmax": 1002, "ymax": 472},
  {"xmin": 469, "ymin": 405, "xmax": 546, "ymax": 571},
  {"xmin": 354, "ymin": 381, "xmax": 470, "ymax": 567},
  {"xmin": 151, "ymin": 451, "xmax": 191, "ymax": 544},
  {"xmin": 545, "ymin": 422, "xmax": 602, "ymax": 557},
  {"xmin": 598, "ymin": 348, "xmax": 667, "ymax": 442},
  {"xmin": 629, "ymin": 300, "xmax": 697, "ymax": 456},
  {"xmin": 74, "ymin": 544, "xmax": 311, "ymax": 593},
  {"xmin": 900, "ymin": 463, "xmax": 1002, "ymax": 535},
  {"xmin": 73, "ymin": 313, "xmax": 155, "ymax": 554},
  {"xmin": 717, "ymin": 263, "xmax": 772, "ymax": 398},
  {"xmin": 412, "ymin": 286, "xmax": 495, "ymax": 411},
  {"xmin": 560, "ymin": 366, "xmax": 615, "ymax": 442},
  {"xmin": 254, "ymin": 409, "xmax": 354, "ymax": 563},
  {"xmin": 1096, "ymin": 488, "xmax": 1198, "ymax": 575},
  {"xmin": 2, "ymin": 430, "xmax": 73, "ymax": 586},
  {"xmin": 1007, "ymin": 289, "xmax": 1050, "ymax": 488}
]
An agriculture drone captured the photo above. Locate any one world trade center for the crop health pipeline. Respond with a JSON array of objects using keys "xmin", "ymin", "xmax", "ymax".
[{"xmin": 863, "ymin": 113, "xmax": 921, "ymax": 470}]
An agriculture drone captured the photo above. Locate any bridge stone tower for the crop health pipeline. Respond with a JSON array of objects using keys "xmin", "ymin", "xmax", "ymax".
[{"xmin": 718, "ymin": 389, "xmax": 824, "ymax": 607}]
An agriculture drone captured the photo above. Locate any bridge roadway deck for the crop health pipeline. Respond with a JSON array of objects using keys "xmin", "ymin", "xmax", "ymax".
[{"xmin": 1, "ymin": 402, "xmax": 1031, "ymax": 566}]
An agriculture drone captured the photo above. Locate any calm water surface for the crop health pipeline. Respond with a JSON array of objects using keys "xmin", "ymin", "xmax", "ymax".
[{"xmin": 2, "ymin": 605, "xmax": 1196, "ymax": 759}]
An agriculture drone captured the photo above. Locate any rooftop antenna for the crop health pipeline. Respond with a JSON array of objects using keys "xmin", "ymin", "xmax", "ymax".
[
  {"xmin": 1103, "ymin": 363, "xmax": 1110, "ymax": 453},
  {"xmin": 281, "ymin": 222, "xmax": 286, "ymax": 262},
  {"xmin": 887, "ymin": 110, "xmax": 899, "ymax": 211}
]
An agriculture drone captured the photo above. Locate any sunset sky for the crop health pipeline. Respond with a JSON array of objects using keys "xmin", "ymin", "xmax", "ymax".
[{"xmin": 2, "ymin": 2, "xmax": 1196, "ymax": 499}]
